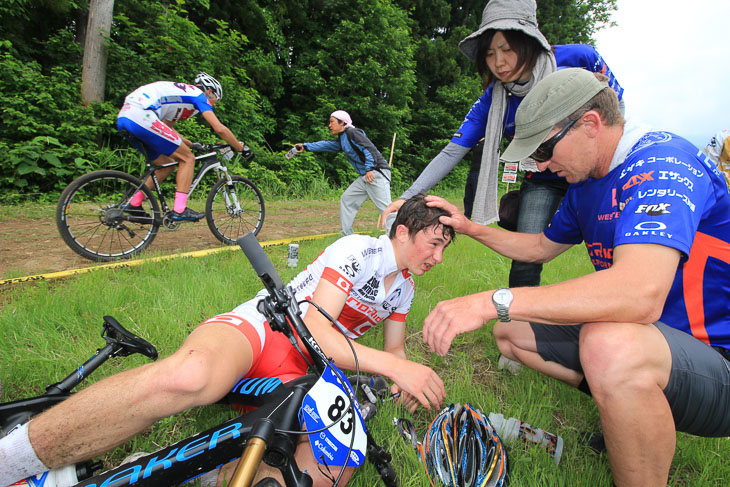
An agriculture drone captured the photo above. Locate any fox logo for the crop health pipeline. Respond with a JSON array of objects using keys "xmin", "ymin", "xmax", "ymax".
[{"xmin": 634, "ymin": 203, "xmax": 671, "ymax": 215}]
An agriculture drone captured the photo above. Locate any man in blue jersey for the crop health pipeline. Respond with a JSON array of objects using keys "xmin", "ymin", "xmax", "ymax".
[
  {"xmin": 422, "ymin": 69, "xmax": 730, "ymax": 486},
  {"xmin": 117, "ymin": 72, "xmax": 248, "ymax": 221}
]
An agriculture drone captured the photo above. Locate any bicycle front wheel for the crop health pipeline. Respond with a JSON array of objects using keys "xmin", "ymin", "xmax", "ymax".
[
  {"xmin": 206, "ymin": 176, "xmax": 265, "ymax": 244},
  {"xmin": 56, "ymin": 170, "xmax": 160, "ymax": 261}
]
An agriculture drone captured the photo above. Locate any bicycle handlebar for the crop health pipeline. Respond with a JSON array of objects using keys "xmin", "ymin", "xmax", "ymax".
[{"xmin": 237, "ymin": 233, "xmax": 330, "ymax": 376}]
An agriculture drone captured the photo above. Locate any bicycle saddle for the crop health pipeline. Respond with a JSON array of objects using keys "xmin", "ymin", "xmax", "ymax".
[{"xmin": 102, "ymin": 316, "xmax": 158, "ymax": 360}]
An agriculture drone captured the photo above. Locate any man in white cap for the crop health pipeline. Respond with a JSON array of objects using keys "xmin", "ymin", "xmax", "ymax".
[
  {"xmin": 296, "ymin": 110, "xmax": 393, "ymax": 235},
  {"xmin": 421, "ymin": 68, "xmax": 730, "ymax": 486}
]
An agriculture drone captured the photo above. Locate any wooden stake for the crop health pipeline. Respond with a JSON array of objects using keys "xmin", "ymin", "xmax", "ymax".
[{"xmin": 388, "ymin": 132, "xmax": 397, "ymax": 166}]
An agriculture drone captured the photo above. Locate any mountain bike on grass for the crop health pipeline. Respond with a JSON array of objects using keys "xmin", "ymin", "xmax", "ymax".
[
  {"xmin": 56, "ymin": 134, "xmax": 265, "ymax": 262},
  {"xmin": 2, "ymin": 234, "xmax": 397, "ymax": 487}
]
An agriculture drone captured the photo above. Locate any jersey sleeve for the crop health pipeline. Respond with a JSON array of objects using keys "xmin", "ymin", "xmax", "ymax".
[
  {"xmin": 613, "ymin": 139, "xmax": 713, "ymax": 259},
  {"xmin": 451, "ymin": 87, "xmax": 493, "ymax": 148},
  {"xmin": 318, "ymin": 237, "xmax": 368, "ymax": 295},
  {"xmin": 191, "ymin": 92, "xmax": 214, "ymax": 113},
  {"xmin": 543, "ymin": 188, "xmax": 584, "ymax": 245}
]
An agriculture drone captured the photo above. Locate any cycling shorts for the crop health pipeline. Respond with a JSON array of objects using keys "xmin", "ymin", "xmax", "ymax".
[
  {"xmin": 117, "ymin": 105, "xmax": 182, "ymax": 161},
  {"xmin": 197, "ymin": 295, "xmax": 309, "ymax": 384},
  {"xmin": 531, "ymin": 321, "xmax": 730, "ymax": 436}
]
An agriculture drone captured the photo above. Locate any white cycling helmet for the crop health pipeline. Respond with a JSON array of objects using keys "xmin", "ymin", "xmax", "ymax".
[{"xmin": 194, "ymin": 72, "xmax": 223, "ymax": 101}]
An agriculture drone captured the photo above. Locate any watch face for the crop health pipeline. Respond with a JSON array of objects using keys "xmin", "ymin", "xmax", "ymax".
[{"xmin": 494, "ymin": 289, "xmax": 512, "ymax": 304}]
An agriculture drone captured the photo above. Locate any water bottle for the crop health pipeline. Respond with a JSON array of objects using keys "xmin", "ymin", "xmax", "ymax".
[
  {"xmin": 285, "ymin": 146, "xmax": 298, "ymax": 159},
  {"xmin": 287, "ymin": 243, "xmax": 299, "ymax": 268},
  {"xmin": 488, "ymin": 412, "xmax": 564, "ymax": 464},
  {"xmin": 12, "ymin": 465, "xmax": 79, "ymax": 487}
]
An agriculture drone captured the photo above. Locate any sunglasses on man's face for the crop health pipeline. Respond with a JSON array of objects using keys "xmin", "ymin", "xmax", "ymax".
[{"xmin": 530, "ymin": 118, "xmax": 578, "ymax": 163}]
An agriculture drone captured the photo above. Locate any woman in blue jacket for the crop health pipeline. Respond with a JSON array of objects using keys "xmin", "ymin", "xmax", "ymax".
[{"xmin": 381, "ymin": 0, "xmax": 624, "ymax": 288}]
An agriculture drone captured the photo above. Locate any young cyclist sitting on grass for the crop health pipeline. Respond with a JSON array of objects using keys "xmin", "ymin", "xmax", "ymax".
[
  {"xmin": 0, "ymin": 193, "xmax": 453, "ymax": 487},
  {"xmin": 117, "ymin": 72, "xmax": 249, "ymax": 221}
]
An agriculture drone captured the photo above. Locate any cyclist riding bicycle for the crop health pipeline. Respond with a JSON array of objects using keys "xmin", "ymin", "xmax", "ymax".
[
  {"xmin": 116, "ymin": 72, "xmax": 247, "ymax": 221},
  {"xmin": 0, "ymin": 194, "xmax": 452, "ymax": 487}
]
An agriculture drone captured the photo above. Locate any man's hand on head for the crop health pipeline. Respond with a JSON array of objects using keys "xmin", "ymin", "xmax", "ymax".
[{"xmin": 424, "ymin": 195, "xmax": 474, "ymax": 235}]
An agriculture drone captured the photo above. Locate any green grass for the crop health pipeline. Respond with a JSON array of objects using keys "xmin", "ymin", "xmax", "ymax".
[{"xmin": 1, "ymin": 230, "xmax": 728, "ymax": 486}]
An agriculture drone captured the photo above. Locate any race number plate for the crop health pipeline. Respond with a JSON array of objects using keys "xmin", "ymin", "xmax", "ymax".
[{"xmin": 301, "ymin": 364, "xmax": 367, "ymax": 467}]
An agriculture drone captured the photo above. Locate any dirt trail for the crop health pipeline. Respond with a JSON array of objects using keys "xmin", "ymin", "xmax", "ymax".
[{"xmin": 0, "ymin": 201, "xmax": 381, "ymax": 279}]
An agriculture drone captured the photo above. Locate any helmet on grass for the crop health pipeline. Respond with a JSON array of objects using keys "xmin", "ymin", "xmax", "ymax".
[
  {"xmin": 194, "ymin": 72, "xmax": 223, "ymax": 101},
  {"xmin": 423, "ymin": 403, "xmax": 508, "ymax": 487}
]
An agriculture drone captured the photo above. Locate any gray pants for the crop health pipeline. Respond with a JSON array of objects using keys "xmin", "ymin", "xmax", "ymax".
[{"xmin": 340, "ymin": 169, "xmax": 392, "ymax": 235}]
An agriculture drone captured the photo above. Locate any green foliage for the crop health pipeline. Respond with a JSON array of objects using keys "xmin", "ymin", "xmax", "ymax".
[{"xmin": 0, "ymin": 0, "xmax": 618, "ymax": 197}]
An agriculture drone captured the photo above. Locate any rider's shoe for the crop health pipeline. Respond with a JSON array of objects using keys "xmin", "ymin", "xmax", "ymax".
[
  {"xmin": 171, "ymin": 207, "xmax": 205, "ymax": 221},
  {"xmin": 123, "ymin": 204, "xmax": 151, "ymax": 219}
]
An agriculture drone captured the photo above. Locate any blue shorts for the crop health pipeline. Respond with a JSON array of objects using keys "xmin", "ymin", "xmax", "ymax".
[
  {"xmin": 117, "ymin": 105, "xmax": 182, "ymax": 161},
  {"xmin": 531, "ymin": 321, "xmax": 730, "ymax": 436}
]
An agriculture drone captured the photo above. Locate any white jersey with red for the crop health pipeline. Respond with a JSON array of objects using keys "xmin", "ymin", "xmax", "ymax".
[
  {"xmin": 287, "ymin": 233, "xmax": 415, "ymax": 339},
  {"xmin": 197, "ymin": 234, "xmax": 415, "ymax": 383},
  {"xmin": 123, "ymin": 81, "xmax": 213, "ymax": 122}
]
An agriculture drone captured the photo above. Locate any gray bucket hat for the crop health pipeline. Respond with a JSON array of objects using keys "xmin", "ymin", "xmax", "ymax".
[
  {"xmin": 458, "ymin": 0, "xmax": 551, "ymax": 62},
  {"xmin": 501, "ymin": 68, "xmax": 609, "ymax": 162}
]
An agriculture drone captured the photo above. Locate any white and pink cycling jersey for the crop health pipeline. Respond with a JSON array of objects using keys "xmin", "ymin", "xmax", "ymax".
[{"xmin": 122, "ymin": 81, "xmax": 213, "ymax": 122}]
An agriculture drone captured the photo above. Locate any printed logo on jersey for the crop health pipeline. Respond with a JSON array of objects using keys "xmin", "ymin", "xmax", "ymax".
[
  {"xmin": 173, "ymin": 107, "xmax": 196, "ymax": 121},
  {"xmin": 629, "ymin": 131, "xmax": 673, "ymax": 156},
  {"xmin": 357, "ymin": 276, "xmax": 380, "ymax": 301},
  {"xmin": 361, "ymin": 247, "xmax": 382, "ymax": 258},
  {"xmin": 622, "ymin": 171, "xmax": 654, "ymax": 191},
  {"xmin": 634, "ymin": 203, "xmax": 671, "ymax": 215},
  {"xmin": 597, "ymin": 211, "xmax": 620, "ymax": 222},
  {"xmin": 637, "ymin": 188, "xmax": 696, "ymax": 212},
  {"xmin": 322, "ymin": 267, "xmax": 352, "ymax": 294},
  {"xmin": 173, "ymin": 82, "xmax": 192, "ymax": 92},
  {"xmin": 624, "ymin": 221, "xmax": 673, "ymax": 239},
  {"xmin": 338, "ymin": 255, "xmax": 361, "ymax": 278},
  {"xmin": 382, "ymin": 287, "xmax": 402, "ymax": 312},
  {"xmin": 585, "ymin": 242, "xmax": 613, "ymax": 269},
  {"xmin": 658, "ymin": 170, "xmax": 694, "ymax": 191}
]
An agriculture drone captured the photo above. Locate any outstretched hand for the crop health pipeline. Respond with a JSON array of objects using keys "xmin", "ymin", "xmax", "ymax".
[
  {"xmin": 422, "ymin": 292, "xmax": 492, "ymax": 356},
  {"xmin": 390, "ymin": 360, "xmax": 445, "ymax": 412},
  {"xmin": 424, "ymin": 195, "xmax": 474, "ymax": 235},
  {"xmin": 378, "ymin": 199, "xmax": 405, "ymax": 229}
]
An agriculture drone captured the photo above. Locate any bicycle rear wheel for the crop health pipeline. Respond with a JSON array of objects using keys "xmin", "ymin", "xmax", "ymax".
[
  {"xmin": 206, "ymin": 176, "xmax": 265, "ymax": 244},
  {"xmin": 56, "ymin": 170, "xmax": 160, "ymax": 261}
]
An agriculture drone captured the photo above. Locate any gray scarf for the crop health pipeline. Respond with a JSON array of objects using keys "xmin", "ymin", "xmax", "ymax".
[{"xmin": 471, "ymin": 51, "xmax": 557, "ymax": 225}]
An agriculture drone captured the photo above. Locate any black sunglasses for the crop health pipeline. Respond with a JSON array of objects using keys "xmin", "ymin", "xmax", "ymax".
[{"xmin": 530, "ymin": 118, "xmax": 578, "ymax": 163}]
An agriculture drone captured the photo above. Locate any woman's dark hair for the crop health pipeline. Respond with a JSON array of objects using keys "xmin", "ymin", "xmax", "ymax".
[
  {"xmin": 389, "ymin": 193, "xmax": 455, "ymax": 242},
  {"xmin": 475, "ymin": 29, "xmax": 545, "ymax": 88}
]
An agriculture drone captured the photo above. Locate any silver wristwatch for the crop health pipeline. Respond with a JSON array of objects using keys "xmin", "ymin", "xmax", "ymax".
[{"xmin": 492, "ymin": 288, "xmax": 514, "ymax": 323}]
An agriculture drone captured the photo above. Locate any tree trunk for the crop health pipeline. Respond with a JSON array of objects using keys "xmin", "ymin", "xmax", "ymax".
[{"xmin": 81, "ymin": 0, "xmax": 114, "ymax": 105}]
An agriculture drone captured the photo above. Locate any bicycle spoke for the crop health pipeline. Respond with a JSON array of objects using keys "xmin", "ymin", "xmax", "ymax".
[
  {"xmin": 57, "ymin": 171, "xmax": 160, "ymax": 261},
  {"xmin": 206, "ymin": 176, "xmax": 265, "ymax": 244}
]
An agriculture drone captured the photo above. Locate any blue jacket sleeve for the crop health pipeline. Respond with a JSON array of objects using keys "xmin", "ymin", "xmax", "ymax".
[{"xmin": 303, "ymin": 140, "xmax": 342, "ymax": 153}]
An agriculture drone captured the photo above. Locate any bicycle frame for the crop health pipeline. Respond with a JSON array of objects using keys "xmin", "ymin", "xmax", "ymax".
[
  {"xmin": 0, "ymin": 317, "xmax": 157, "ymax": 437},
  {"xmin": 72, "ymin": 376, "xmax": 317, "ymax": 487},
  {"xmin": 139, "ymin": 150, "xmax": 236, "ymax": 216}
]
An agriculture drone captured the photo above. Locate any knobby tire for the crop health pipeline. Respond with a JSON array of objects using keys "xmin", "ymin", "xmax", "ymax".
[
  {"xmin": 56, "ymin": 170, "xmax": 160, "ymax": 262},
  {"xmin": 205, "ymin": 176, "xmax": 265, "ymax": 244}
]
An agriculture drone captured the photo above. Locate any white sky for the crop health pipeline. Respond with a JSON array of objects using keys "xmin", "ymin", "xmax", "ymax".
[{"xmin": 594, "ymin": 0, "xmax": 730, "ymax": 148}]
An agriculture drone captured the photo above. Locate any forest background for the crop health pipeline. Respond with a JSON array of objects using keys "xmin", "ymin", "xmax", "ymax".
[{"xmin": 0, "ymin": 0, "xmax": 616, "ymax": 200}]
